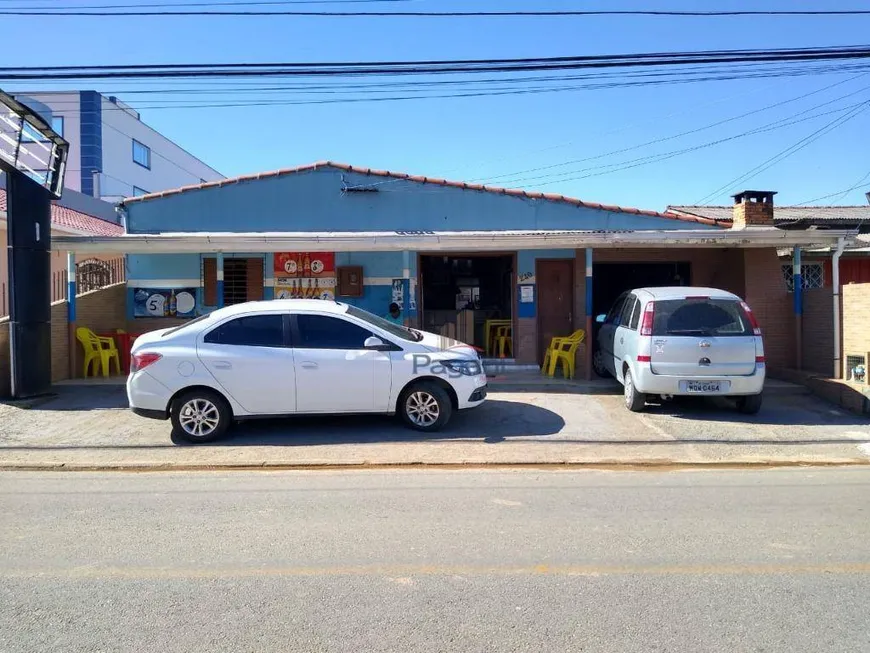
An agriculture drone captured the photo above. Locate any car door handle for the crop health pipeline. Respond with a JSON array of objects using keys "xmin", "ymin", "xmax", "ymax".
[
  {"xmin": 300, "ymin": 362, "xmax": 318, "ymax": 369},
  {"xmin": 620, "ymin": 338, "xmax": 624, "ymax": 345},
  {"xmin": 213, "ymin": 361, "xmax": 232, "ymax": 370}
]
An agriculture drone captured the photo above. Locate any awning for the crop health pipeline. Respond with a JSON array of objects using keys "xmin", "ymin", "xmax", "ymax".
[{"xmin": 53, "ymin": 227, "xmax": 854, "ymax": 254}]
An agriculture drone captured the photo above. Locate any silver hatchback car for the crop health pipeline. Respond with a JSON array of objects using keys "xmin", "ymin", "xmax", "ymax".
[{"xmin": 594, "ymin": 287, "xmax": 765, "ymax": 413}]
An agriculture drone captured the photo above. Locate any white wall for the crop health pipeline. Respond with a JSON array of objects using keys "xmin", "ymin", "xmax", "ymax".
[
  {"xmin": 16, "ymin": 92, "xmax": 222, "ymax": 200},
  {"xmin": 99, "ymin": 96, "xmax": 223, "ymax": 200}
]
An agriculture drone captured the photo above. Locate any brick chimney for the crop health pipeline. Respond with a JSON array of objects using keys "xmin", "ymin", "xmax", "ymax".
[{"xmin": 731, "ymin": 190, "xmax": 776, "ymax": 229}]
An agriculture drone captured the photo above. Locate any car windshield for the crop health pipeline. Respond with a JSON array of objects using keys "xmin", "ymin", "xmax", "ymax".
[
  {"xmin": 344, "ymin": 304, "xmax": 419, "ymax": 341},
  {"xmin": 652, "ymin": 298, "xmax": 753, "ymax": 337}
]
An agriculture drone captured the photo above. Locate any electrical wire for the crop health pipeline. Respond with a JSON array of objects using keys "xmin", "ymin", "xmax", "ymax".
[
  {"xmin": 471, "ymin": 74, "xmax": 869, "ymax": 185},
  {"xmin": 5, "ymin": 46, "xmax": 870, "ymax": 81},
  {"xmin": 694, "ymin": 103, "xmax": 870, "ymax": 204},
  {"xmin": 4, "ymin": 7, "xmax": 870, "ymax": 16},
  {"xmin": 794, "ymin": 171, "xmax": 870, "ymax": 206}
]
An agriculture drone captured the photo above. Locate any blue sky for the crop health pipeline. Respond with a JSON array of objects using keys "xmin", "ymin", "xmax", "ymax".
[{"xmin": 3, "ymin": 0, "xmax": 870, "ymax": 211}]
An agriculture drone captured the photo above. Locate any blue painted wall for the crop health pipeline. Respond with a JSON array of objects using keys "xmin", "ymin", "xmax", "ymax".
[
  {"xmin": 79, "ymin": 91, "xmax": 102, "ymax": 197},
  {"xmin": 126, "ymin": 250, "xmax": 414, "ymax": 321},
  {"xmin": 125, "ymin": 166, "xmax": 712, "ymax": 234}
]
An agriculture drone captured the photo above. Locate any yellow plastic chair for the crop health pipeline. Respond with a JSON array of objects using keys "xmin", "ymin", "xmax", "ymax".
[
  {"xmin": 545, "ymin": 329, "xmax": 586, "ymax": 379},
  {"xmin": 484, "ymin": 319, "xmax": 512, "ymax": 356},
  {"xmin": 494, "ymin": 325, "xmax": 513, "ymax": 358},
  {"xmin": 76, "ymin": 327, "xmax": 121, "ymax": 377}
]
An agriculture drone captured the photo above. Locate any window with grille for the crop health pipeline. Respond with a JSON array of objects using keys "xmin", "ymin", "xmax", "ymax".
[
  {"xmin": 845, "ymin": 354, "xmax": 867, "ymax": 384},
  {"xmin": 223, "ymin": 259, "xmax": 249, "ymax": 306},
  {"xmin": 781, "ymin": 263, "xmax": 824, "ymax": 291}
]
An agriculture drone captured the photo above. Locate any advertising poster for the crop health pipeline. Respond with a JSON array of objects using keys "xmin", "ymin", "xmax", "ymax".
[
  {"xmin": 274, "ymin": 252, "xmax": 335, "ymax": 278},
  {"xmin": 275, "ymin": 276, "xmax": 336, "ymax": 301},
  {"xmin": 133, "ymin": 288, "xmax": 197, "ymax": 318},
  {"xmin": 391, "ymin": 279, "xmax": 404, "ymax": 305},
  {"xmin": 274, "ymin": 252, "xmax": 337, "ymax": 301},
  {"xmin": 409, "ymin": 279, "xmax": 417, "ymax": 311}
]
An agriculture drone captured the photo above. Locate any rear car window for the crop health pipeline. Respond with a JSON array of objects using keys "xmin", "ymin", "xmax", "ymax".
[
  {"xmin": 204, "ymin": 314, "xmax": 285, "ymax": 347},
  {"xmin": 652, "ymin": 298, "xmax": 752, "ymax": 337}
]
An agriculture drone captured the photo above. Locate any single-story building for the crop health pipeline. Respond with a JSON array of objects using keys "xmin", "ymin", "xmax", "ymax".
[{"xmin": 54, "ymin": 162, "xmax": 850, "ymax": 377}]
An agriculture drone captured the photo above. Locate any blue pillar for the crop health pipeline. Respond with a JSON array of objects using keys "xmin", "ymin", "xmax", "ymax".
[
  {"xmin": 794, "ymin": 247, "xmax": 802, "ymax": 370},
  {"xmin": 67, "ymin": 252, "xmax": 77, "ymax": 378},
  {"xmin": 264, "ymin": 253, "xmax": 275, "ymax": 300},
  {"xmin": 585, "ymin": 248, "xmax": 593, "ymax": 380},
  {"xmin": 216, "ymin": 252, "xmax": 225, "ymax": 308}
]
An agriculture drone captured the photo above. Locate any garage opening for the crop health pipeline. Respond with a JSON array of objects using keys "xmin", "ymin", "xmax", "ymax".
[
  {"xmin": 419, "ymin": 254, "xmax": 514, "ymax": 355},
  {"xmin": 592, "ymin": 262, "xmax": 691, "ymax": 318}
]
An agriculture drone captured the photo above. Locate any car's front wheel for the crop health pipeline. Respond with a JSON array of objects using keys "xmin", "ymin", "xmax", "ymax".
[
  {"xmin": 171, "ymin": 389, "xmax": 232, "ymax": 443},
  {"xmin": 399, "ymin": 382, "xmax": 452, "ymax": 432},
  {"xmin": 735, "ymin": 393, "xmax": 763, "ymax": 415},
  {"xmin": 623, "ymin": 368, "xmax": 646, "ymax": 412}
]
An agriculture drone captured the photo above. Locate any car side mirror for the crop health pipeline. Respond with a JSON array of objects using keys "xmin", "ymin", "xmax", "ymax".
[
  {"xmin": 595, "ymin": 314, "xmax": 606, "ymax": 324},
  {"xmin": 364, "ymin": 336, "xmax": 392, "ymax": 351}
]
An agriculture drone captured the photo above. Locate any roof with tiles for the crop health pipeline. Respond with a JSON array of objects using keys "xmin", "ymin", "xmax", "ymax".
[
  {"xmin": 669, "ymin": 204, "xmax": 870, "ymax": 227},
  {"xmin": 0, "ymin": 189, "xmax": 125, "ymax": 237},
  {"xmin": 121, "ymin": 160, "xmax": 720, "ymax": 227}
]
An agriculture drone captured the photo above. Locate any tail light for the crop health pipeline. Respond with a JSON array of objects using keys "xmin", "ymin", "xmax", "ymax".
[
  {"xmin": 756, "ymin": 356, "xmax": 766, "ymax": 364},
  {"xmin": 740, "ymin": 301, "xmax": 762, "ymax": 335},
  {"xmin": 639, "ymin": 301, "xmax": 655, "ymax": 336},
  {"xmin": 131, "ymin": 352, "xmax": 162, "ymax": 373}
]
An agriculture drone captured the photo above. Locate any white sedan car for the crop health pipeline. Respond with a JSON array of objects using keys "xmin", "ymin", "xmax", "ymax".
[{"xmin": 128, "ymin": 300, "xmax": 488, "ymax": 442}]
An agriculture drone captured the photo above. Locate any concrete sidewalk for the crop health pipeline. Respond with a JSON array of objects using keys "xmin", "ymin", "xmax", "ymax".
[{"xmin": 1, "ymin": 381, "xmax": 868, "ymax": 470}]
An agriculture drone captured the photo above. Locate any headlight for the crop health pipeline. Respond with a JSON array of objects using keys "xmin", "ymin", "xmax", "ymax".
[{"xmin": 442, "ymin": 359, "xmax": 482, "ymax": 376}]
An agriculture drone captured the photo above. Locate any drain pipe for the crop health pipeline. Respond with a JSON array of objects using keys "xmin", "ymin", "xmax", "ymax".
[{"xmin": 832, "ymin": 237, "xmax": 846, "ymax": 379}]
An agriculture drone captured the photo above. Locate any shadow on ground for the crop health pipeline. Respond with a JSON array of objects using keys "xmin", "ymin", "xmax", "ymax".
[
  {"xmin": 171, "ymin": 399, "xmax": 567, "ymax": 447},
  {"xmin": 640, "ymin": 395, "xmax": 870, "ymax": 427}
]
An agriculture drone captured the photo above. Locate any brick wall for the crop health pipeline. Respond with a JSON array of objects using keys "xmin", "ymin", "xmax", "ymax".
[
  {"xmin": 515, "ymin": 317, "xmax": 536, "ymax": 364},
  {"xmin": 842, "ymin": 283, "xmax": 870, "ymax": 378},
  {"xmin": 802, "ymin": 287, "xmax": 835, "ymax": 376},
  {"xmin": 70, "ymin": 283, "xmax": 130, "ymax": 376},
  {"xmin": 743, "ymin": 249, "xmax": 794, "ymax": 370}
]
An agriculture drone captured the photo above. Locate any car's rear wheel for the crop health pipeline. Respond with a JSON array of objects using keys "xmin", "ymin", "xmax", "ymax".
[
  {"xmin": 171, "ymin": 389, "xmax": 231, "ymax": 443},
  {"xmin": 735, "ymin": 393, "xmax": 763, "ymax": 415},
  {"xmin": 623, "ymin": 368, "xmax": 646, "ymax": 412},
  {"xmin": 399, "ymin": 382, "xmax": 452, "ymax": 432}
]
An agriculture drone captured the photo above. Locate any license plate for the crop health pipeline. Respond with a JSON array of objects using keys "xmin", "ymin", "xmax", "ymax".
[{"xmin": 683, "ymin": 380, "xmax": 722, "ymax": 393}]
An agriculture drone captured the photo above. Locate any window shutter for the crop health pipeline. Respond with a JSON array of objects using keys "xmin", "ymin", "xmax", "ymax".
[
  {"xmin": 246, "ymin": 257, "xmax": 264, "ymax": 301},
  {"xmin": 203, "ymin": 257, "xmax": 217, "ymax": 306}
]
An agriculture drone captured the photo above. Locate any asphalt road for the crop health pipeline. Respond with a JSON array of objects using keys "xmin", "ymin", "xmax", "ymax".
[{"xmin": 2, "ymin": 468, "xmax": 869, "ymax": 652}]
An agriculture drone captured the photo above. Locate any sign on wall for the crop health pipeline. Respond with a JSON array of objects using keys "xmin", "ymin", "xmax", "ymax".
[
  {"xmin": 275, "ymin": 277, "xmax": 336, "ymax": 301},
  {"xmin": 133, "ymin": 288, "xmax": 197, "ymax": 318},
  {"xmin": 274, "ymin": 252, "xmax": 335, "ymax": 277},
  {"xmin": 274, "ymin": 252, "xmax": 337, "ymax": 300}
]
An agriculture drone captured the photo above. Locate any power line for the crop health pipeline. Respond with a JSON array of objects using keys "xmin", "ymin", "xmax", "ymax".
[
  {"xmin": 4, "ymin": 46, "xmax": 870, "ymax": 80},
  {"xmin": 694, "ymin": 103, "xmax": 870, "ymax": 204},
  {"xmin": 794, "ymin": 171, "xmax": 870, "ymax": 205},
  {"xmin": 471, "ymin": 74, "xmax": 869, "ymax": 185},
  {"xmin": 498, "ymin": 101, "xmax": 869, "ymax": 189},
  {"xmin": 5, "ymin": 7, "xmax": 870, "ymax": 16}
]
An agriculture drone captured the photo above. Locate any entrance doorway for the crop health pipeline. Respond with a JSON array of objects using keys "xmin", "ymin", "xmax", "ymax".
[
  {"xmin": 536, "ymin": 260, "xmax": 574, "ymax": 365},
  {"xmin": 419, "ymin": 254, "xmax": 514, "ymax": 354}
]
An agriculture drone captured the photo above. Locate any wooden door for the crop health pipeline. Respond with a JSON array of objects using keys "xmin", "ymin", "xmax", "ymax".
[{"xmin": 536, "ymin": 260, "xmax": 574, "ymax": 365}]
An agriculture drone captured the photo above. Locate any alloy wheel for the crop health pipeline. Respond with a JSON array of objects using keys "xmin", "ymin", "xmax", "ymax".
[
  {"xmin": 406, "ymin": 391, "xmax": 441, "ymax": 427},
  {"xmin": 178, "ymin": 398, "xmax": 221, "ymax": 437}
]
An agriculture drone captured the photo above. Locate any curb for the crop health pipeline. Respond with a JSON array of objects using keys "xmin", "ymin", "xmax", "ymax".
[{"xmin": 2, "ymin": 460, "xmax": 869, "ymax": 473}]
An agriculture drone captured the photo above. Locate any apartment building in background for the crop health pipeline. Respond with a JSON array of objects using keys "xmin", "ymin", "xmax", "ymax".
[{"xmin": 11, "ymin": 91, "xmax": 224, "ymax": 202}]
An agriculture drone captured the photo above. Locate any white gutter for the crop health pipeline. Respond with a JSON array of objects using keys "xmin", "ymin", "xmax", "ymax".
[
  {"xmin": 832, "ymin": 236, "xmax": 847, "ymax": 379},
  {"xmin": 53, "ymin": 228, "xmax": 854, "ymax": 254}
]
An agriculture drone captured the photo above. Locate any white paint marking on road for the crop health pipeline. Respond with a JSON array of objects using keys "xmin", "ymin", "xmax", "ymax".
[
  {"xmin": 388, "ymin": 577, "xmax": 414, "ymax": 586},
  {"xmin": 491, "ymin": 498, "xmax": 523, "ymax": 507},
  {"xmin": 857, "ymin": 443, "xmax": 870, "ymax": 458}
]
